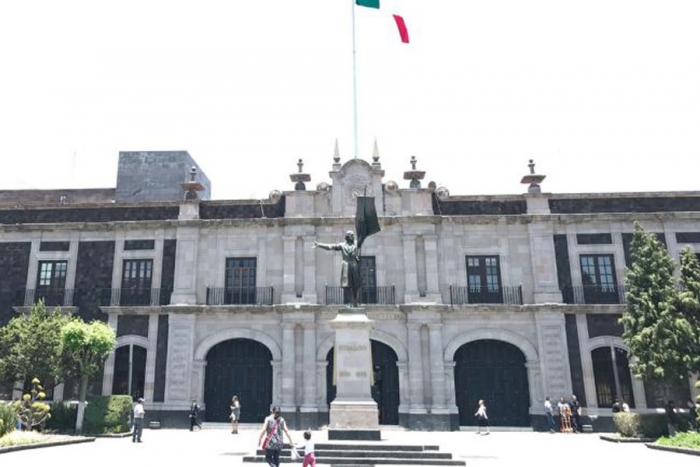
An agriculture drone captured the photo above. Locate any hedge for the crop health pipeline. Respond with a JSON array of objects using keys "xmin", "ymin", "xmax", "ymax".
[
  {"xmin": 84, "ymin": 395, "xmax": 132, "ymax": 434},
  {"xmin": 45, "ymin": 402, "xmax": 78, "ymax": 433},
  {"xmin": 614, "ymin": 412, "xmax": 691, "ymax": 438}
]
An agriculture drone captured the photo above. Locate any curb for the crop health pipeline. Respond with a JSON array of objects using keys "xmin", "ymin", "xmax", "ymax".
[
  {"xmin": 0, "ymin": 436, "xmax": 95, "ymax": 454},
  {"xmin": 599, "ymin": 435, "xmax": 655, "ymax": 443},
  {"xmin": 646, "ymin": 443, "xmax": 700, "ymax": 457},
  {"xmin": 94, "ymin": 432, "xmax": 132, "ymax": 438}
]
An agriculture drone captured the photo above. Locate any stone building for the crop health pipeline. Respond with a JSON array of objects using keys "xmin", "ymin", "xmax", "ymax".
[{"xmin": 0, "ymin": 149, "xmax": 698, "ymax": 430}]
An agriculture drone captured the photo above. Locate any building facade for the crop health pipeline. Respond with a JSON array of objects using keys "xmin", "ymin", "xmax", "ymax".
[{"xmin": 1, "ymin": 150, "xmax": 698, "ymax": 430}]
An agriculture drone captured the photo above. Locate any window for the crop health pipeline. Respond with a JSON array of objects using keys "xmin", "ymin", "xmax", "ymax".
[
  {"xmin": 580, "ymin": 254, "xmax": 620, "ymax": 304},
  {"xmin": 592, "ymin": 346, "xmax": 635, "ymax": 409},
  {"xmin": 466, "ymin": 256, "xmax": 503, "ymax": 303},
  {"xmin": 356, "ymin": 256, "xmax": 377, "ymax": 304},
  {"xmin": 39, "ymin": 241, "xmax": 70, "ymax": 252},
  {"xmin": 576, "ymin": 233, "xmax": 612, "ymax": 245},
  {"xmin": 225, "ymin": 258, "xmax": 257, "ymax": 304},
  {"xmin": 36, "ymin": 260, "xmax": 68, "ymax": 306},
  {"xmin": 112, "ymin": 344, "xmax": 147, "ymax": 400},
  {"xmin": 124, "ymin": 240, "xmax": 155, "ymax": 250},
  {"xmin": 120, "ymin": 259, "xmax": 153, "ymax": 306}
]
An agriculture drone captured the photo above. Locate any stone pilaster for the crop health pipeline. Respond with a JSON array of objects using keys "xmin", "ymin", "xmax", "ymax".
[
  {"xmin": 535, "ymin": 313, "xmax": 572, "ymax": 402},
  {"xmin": 527, "ymin": 223, "xmax": 563, "ymax": 303},
  {"xmin": 423, "ymin": 235, "xmax": 442, "ymax": 302},
  {"xmin": 407, "ymin": 323, "xmax": 426, "ymax": 411},
  {"xmin": 165, "ymin": 313, "xmax": 196, "ymax": 407},
  {"xmin": 576, "ymin": 314, "xmax": 598, "ymax": 408},
  {"xmin": 281, "ymin": 323, "xmax": 297, "ymax": 412},
  {"xmin": 102, "ymin": 312, "xmax": 119, "ymax": 395},
  {"xmin": 428, "ymin": 323, "xmax": 447, "ymax": 409},
  {"xmin": 143, "ymin": 313, "xmax": 159, "ymax": 402},
  {"xmin": 281, "ymin": 236, "xmax": 297, "ymax": 303},
  {"xmin": 302, "ymin": 236, "xmax": 318, "ymax": 303},
  {"xmin": 192, "ymin": 360, "xmax": 207, "ymax": 407},
  {"xmin": 403, "ymin": 235, "xmax": 419, "ymax": 303},
  {"xmin": 170, "ymin": 227, "xmax": 200, "ymax": 305},
  {"xmin": 272, "ymin": 360, "xmax": 283, "ymax": 408}
]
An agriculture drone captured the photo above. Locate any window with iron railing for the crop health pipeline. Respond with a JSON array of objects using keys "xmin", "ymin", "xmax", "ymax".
[
  {"xmin": 120, "ymin": 259, "xmax": 153, "ymax": 306},
  {"xmin": 35, "ymin": 260, "xmax": 68, "ymax": 306},
  {"xmin": 466, "ymin": 255, "xmax": 503, "ymax": 303}
]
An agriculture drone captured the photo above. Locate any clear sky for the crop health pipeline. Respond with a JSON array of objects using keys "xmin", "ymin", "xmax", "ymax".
[{"xmin": 1, "ymin": 1, "xmax": 699, "ymax": 200}]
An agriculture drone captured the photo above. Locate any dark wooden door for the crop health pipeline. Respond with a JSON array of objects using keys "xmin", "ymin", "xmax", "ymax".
[
  {"xmin": 454, "ymin": 340, "xmax": 530, "ymax": 426},
  {"xmin": 326, "ymin": 340, "xmax": 400, "ymax": 425},
  {"xmin": 204, "ymin": 338, "xmax": 272, "ymax": 423}
]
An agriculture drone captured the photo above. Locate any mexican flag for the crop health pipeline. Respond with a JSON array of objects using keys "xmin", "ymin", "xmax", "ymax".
[{"xmin": 356, "ymin": 0, "xmax": 409, "ymax": 44}]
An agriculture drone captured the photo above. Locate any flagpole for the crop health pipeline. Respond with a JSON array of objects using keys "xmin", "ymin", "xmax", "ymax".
[{"xmin": 351, "ymin": 0, "xmax": 359, "ymax": 160}]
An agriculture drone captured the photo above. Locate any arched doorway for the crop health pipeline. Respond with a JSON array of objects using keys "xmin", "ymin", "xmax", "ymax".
[
  {"xmin": 112, "ymin": 344, "xmax": 147, "ymax": 400},
  {"xmin": 204, "ymin": 338, "xmax": 272, "ymax": 422},
  {"xmin": 326, "ymin": 340, "xmax": 400, "ymax": 425},
  {"xmin": 454, "ymin": 339, "xmax": 530, "ymax": 426},
  {"xmin": 592, "ymin": 346, "xmax": 635, "ymax": 408}
]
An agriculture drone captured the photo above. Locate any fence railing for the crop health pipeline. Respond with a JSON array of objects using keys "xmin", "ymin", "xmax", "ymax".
[
  {"xmin": 449, "ymin": 285, "xmax": 523, "ymax": 306},
  {"xmin": 206, "ymin": 287, "xmax": 274, "ymax": 305},
  {"xmin": 561, "ymin": 285, "xmax": 626, "ymax": 305},
  {"xmin": 324, "ymin": 285, "xmax": 396, "ymax": 305},
  {"xmin": 15, "ymin": 289, "xmax": 74, "ymax": 307},
  {"xmin": 112, "ymin": 288, "xmax": 172, "ymax": 306}
]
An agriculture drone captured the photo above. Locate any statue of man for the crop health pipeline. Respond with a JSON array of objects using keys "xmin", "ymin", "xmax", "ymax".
[{"xmin": 314, "ymin": 230, "xmax": 361, "ymax": 307}]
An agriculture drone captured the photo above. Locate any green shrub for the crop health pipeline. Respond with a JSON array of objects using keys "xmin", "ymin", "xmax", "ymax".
[
  {"xmin": 614, "ymin": 412, "xmax": 669, "ymax": 438},
  {"xmin": 84, "ymin": 395, "xmax": 132, "ymax": 434},
  {"xmin": 0, "ymin": 402, "xmax": 17, "ymax": 437},
  {"xmin": 45, "ymin": 402, "xmax": 77, "ymax": 433}
]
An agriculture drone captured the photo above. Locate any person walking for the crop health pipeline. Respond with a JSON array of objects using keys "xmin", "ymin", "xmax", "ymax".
[
  {"xmin": 132, "ymin": 398, "xmax": 145, "ymax": 443},
  {"xmin": 665, "ymin": 400, "xmax": 678, "ymax": 436},
  {"xmin": 544, "ymin": 397, "xmax": 555, "ymax": 433},
  {"xmin": 189, "ymin": 399, "xmax": 202, "ymax": 431},
  {"xmin": 231, "ymin": 396, "xmax": 241, "ymax": 434},
  {"xmin": 299, "ymin": 430, "xmax": 316, "ymax": 467},
  {"xmin": 570, "ymin": 395, "xmax": 582, "ymax": 433},
  {"xmin": 258, "ymin": 407, "xmax": 294, "ymax": 467},
  {"xmin": 474, "ymin": 400, "xmax": 490, "ymax": 435}
]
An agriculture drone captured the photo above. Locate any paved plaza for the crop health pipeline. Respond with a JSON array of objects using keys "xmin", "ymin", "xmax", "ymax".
[{"xmin": 2, "ymin": 425, "xmax": 698, "ymax": 466}]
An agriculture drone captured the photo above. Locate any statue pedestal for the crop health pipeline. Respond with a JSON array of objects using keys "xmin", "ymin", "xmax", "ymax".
[{"xmin": 328, "ymin": 307, "xmax": 380, "ymax": 440}]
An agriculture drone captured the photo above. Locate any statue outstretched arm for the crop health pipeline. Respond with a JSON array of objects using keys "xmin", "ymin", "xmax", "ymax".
[{"xmin": 313, "ymin": 241, "xmax": 341, "ymax": 251}]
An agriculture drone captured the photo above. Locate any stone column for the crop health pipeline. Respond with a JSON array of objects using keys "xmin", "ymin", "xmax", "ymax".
[
  {"xmin": 143, "ymin": 313, "xmax": 159, "ymax": 402},
  {"xmin": 272, "ymin": 360, "xmax": 283, "ymax": 408},
  {"xmin": 407, "ymin": 323, "xmax": 425, "ymax": 411},
  {"xmin": 302, "ymin": 236, "xmax": 318, "ymax": 303},
  {"xmin": 444, "ymin": 361, "xmax": 457, "ymax": 409},
  {"xmin": 281, "ymin": 236, "xmax": 297, "ymax": 303},
  {"xmin": 428, "ymin": 323, "xmax": 447, "ymax": 409},
  {"xmin": 281, "ymin": 323, "xmax": 297, "ymax": 412},
  {"xmin": 526, "ymin": 360, "xmax": 543, "ymax": 411},
  {"xmin": 192, "ymin": 360, "xmax": 207, "ymax": 407},
  {"xmin": 423, "ymin": 235, "xmax": 442, "ymax": 302},
  {"xmin": 165, "ymin": 314, "xmax": 196, "ymax": 407},
  {"xmin": 170, "ymin": 227, "xmax": 200, "ymax": 305},
  {"xmin": 24, "ymin": 238, "xmax": 40, "ymax": 305},
  {"xmin": 403, "ymin": 235, "xmax": 419, "ymax": 303},
  {"xmin": 576, "ymin": 314, "xmax": 597, "ymax": 408},
  {"xmin": 102, "ymin": 313, "xmax": 119, "ymax": 395},
  {"xmin": 527, "ymin": 223, "xmax": 563, "ymax": 303},
  {"xmin": 300, "ymin": 323, "xmax": 318, "ymax": 427},
  {"xmin": 397, "ymin": 362, "xmax": 410, "ymax": 414}
]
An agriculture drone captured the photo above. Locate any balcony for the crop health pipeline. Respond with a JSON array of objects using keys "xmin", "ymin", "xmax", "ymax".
[
  {"xmin": 449, "ymin": 285, "xmax": 523, "ymax": 306},
  {"xmin": 15, "ymin": 289, "xmax": 74, "ymax": 307},
  {"xmin": 112, "ymin": 288, "xmax": 173, "ymax": 306},
  {"xmin": 206, "ymin": 287, "xmax": 274, "ymax": 305},
  {"xmin": 561, "ymin": 285, "xmax": 626, "ymax": 305},
  {"xmin": 325, "ymin": 286, "xmax": 396, "ymax": 305}
]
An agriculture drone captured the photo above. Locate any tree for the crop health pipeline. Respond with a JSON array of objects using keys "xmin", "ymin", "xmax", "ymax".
[
  {"xmin": 0, "ymin": 300, "xmax": 70, "ymax": 393},
  {"xmin": 621, "ymin": 223, "xmax": 697, "ymax": 381},
  {"xmin": 61, "ymin": 319, "xmax": 116, "ymax": 434},
  {"xmin": 676, "ymin": 247, "xmax": 700, "ymax": 370}
]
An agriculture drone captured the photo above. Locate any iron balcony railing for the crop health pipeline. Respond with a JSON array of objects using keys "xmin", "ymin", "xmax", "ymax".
[
  {"xmin": 111, "ymin": 288, "xmax": 172, "ymax": 306},
  {"xmin": 449, "ymin": 285, "xmax": 523, "ymax": 306},
  {"xmin": 206, "ymin": 287, "xmax": 274, "ymax": 306},
  {"xmin": 324, "ymin": 285, "xmax": 396, "ymax": 305},
  {"xmin": 15, "ymin": 289, "xmax": 74, "ymax": 307},
  {"xmin": 561, "ymin": 284, "xmax": 626, "ymax": 305}
]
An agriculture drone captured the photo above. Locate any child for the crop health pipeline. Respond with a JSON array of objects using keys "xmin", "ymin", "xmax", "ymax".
[{"xmin": 299, "ymin": 430, "xmax": 315, "ymax": 467}]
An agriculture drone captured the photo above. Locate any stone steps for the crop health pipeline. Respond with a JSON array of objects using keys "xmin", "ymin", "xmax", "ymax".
[{"xmin": 243, "ymin": 442, "xmax": 465, "ymax": 466}]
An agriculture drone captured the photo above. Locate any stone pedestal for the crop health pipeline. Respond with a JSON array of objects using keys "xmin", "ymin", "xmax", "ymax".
[{"xmin": 328, "ymin": 308, "xmax": 380, "ymax": 440}]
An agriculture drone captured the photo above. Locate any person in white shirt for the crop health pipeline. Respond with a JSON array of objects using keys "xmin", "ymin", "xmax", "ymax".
[
  {"xmin": 132, "ymin": 398, "xmax": 145, "ymax": 443},
  {"xmin": 474, "ymin": 400, "xmax": 490, "ymax": 435},
  {"xmin": 544, "ymin": 397, "xmax": 555, "ymax": 433},
  {"xmin": 299, "ymin": 430, "xmax": 315, "ymax": 467}
]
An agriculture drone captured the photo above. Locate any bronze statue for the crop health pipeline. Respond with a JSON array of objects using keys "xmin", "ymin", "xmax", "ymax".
[{"xmin": 314, "ymin": 231, "xmax": 361, "ymax": 307}]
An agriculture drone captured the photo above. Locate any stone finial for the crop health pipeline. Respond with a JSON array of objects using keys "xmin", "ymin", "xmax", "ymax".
[
  {"xmin": 520, "ymin": 159, "xmax": 546, "ymax": 194},
  {"xmin": 403, "ymin": 155, "xmax": 426, "ymax": 189},
  {"xmin": 372, "ymin": 138, "xmax": 380, "ymax": 163},
  {"xmin": 181, "ymin": 166, "xmax": 205, "ymax": 201},
  {"xmin": 290, "ymin": 158, "xmax": 311, "ymax": 190},
  {"xmin": 332, "ymin": 138, "xmax": 342, "ymax": 171}
]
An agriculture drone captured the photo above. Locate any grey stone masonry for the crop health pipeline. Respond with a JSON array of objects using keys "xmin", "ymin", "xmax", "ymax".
[{"xmin": 116, "ymin": 151, "xmax": 211, "ymax": 202}]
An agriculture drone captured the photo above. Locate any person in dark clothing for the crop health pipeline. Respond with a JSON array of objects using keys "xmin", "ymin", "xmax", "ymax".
[
  {"xmin": 665, "ymin": 400, "xmax": 677, "ymax": 436},
  {"xmin": 189, "ymin": 399, "xmax": 202, "ymax": 431},
  {"xmin": 611, "ymin": 400, "xmax": 621, "ymax": 413},
  {"xmin": 570, "ymin": 395, "xmax": 582, "ymax": 433}
]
